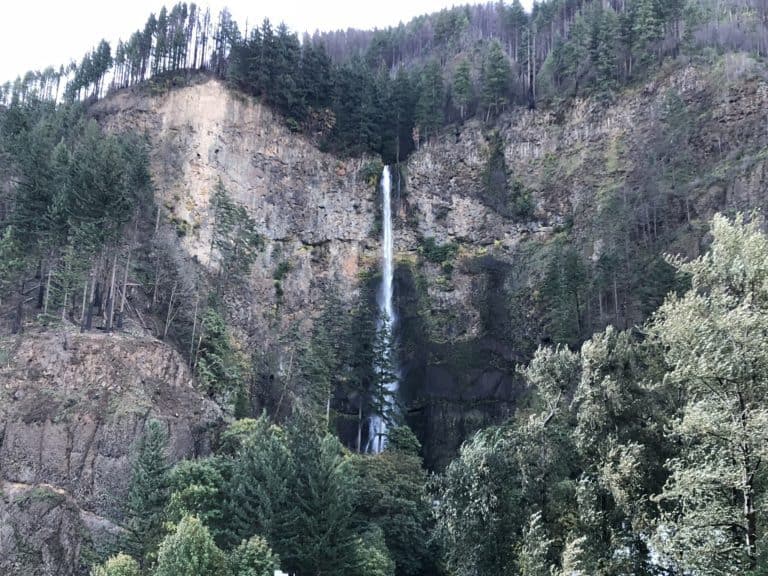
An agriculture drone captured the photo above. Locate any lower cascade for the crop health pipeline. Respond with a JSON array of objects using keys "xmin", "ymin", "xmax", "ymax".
[{"xmin": 367, "ymin": 165, "xmax": 398, "ymax": 453}]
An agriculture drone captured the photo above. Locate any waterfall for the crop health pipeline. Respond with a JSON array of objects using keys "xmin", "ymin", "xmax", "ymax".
[{"xmin": 367, "ymin": 166, "xmax": 398, "ymax": 454}]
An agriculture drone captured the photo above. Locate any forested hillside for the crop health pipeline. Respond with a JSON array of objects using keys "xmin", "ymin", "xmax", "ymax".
[
  {"xmin": 5, "ymin": 0, "xmax": 768, "ymax": 160},
  {"xmin": 3, "ymin": 1, "xmax": 768, "ymax": 575}
]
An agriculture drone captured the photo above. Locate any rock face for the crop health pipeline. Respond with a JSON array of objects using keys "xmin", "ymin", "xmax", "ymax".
[
  {"xmin": 94, "ymin": 79, "xmax": 379, "ymax": 329},
  {"xmin": 0, "ymin": 329, "xmax": 221, "ymax": 528},
  {"xmin": 88, "ymin": 59, "xmax": 768, "ymax": 466},
  {"xmin": 0, "ymin": 483, "xmax": 85, "ymax": 576},
  {"xmin": 91, "ymin": 79, "xmax": 533, "ymax": 464}
]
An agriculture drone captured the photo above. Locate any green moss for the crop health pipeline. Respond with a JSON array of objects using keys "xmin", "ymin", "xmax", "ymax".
[{"xmin": 16, "ymin": 486, "xmax": 67, "ymax": 507}]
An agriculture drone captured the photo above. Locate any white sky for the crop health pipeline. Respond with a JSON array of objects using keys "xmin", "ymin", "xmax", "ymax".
[{"xmin": 0, "ymin": 0, "xmax": 534, "ymax": 83}]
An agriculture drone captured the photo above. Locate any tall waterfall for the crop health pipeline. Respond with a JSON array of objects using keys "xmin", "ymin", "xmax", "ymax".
[{"xmin": 367, "ymin": 166, "xmax": 398, "ymax": 454}]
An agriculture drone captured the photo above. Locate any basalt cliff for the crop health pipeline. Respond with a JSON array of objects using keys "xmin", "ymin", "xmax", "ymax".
[{"xmin": 2, "ymin": 53, "xmax": 768, "ymax": 573}]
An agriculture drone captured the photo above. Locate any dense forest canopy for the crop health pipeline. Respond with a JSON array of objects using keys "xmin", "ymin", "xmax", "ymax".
[
  {"xmin": 4, "ymin": 0, "xmax": 768, "ymax": 160},
  {"xmin": 80, "ymin": 214, "xmax": 768, "ymax": 576}
]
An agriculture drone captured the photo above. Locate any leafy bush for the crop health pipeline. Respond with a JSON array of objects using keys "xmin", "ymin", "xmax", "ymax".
[{"xmin": 421, "ymin": 237, "xmax": 458, "ymax": 264}]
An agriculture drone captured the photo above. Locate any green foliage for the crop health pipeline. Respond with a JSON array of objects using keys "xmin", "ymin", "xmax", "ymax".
[
  {"xmin": 420, "ymin": 237, "xmax": 458, "ymax": 265},
  {"xmin": 415, "ymin": 60, "xmax": 444, "ymax": 142},
  {"xmin": 352, "ymin": 446, "xmax": 433, "ymax": 576},
  {"xmin": 195, "ymin": 302, "xmax": 248, "ymax": 398},
  {"xmin": 369, "ymin": 319, "xmax": 399, "ymax": 446},
  {"xmin": 386, "ymin": 425, "xmax": 422, "ymax": 456},
  {"xmin": 435, "ymin": 345, "xmax": 581, "ymax": 576},
  {"xmin": 278, "ymin": 418, "xmax": 359, "ymax": 576},
  {"xmin": 0, "ymin": 227, "xmax": 25, "ymax": 291},
  {"xmin": 481, "ymin": 40, "xmax": 511, "ymax": 118},
  {"xmin": 360, "ymin": 160, "xmax": 385, "ymax": 188},
  {"xmin": 650, "ymin": 214, "xmax": 768, "ymax": 574},
  {"xmin": 351, "ymin": 526, "xmax": 396, "ymax": 576},
  {"xmin": 518, "ymin": 512, "xmax": 554, "ymax": 576},
  {"xmin": 453, "ymin": 58, "xmax": 473, "ymax": 119},
  {"xmin": 433, "ymin": 429, "xmax": 522, "ymax": 575},
  {"xmin": 154, "ymin": 515, "xmax": 228, "ymax": 576},
  {"xmin": 125, "ymin": 420, "xmax": 170, "ymax": 565},
  {"xmin": 90, "ymin": 553, "xmax": 140, "ymax": 576},
  {"xmin": 230, "ymin": 535, "xmax": 280, "ymax": 576},
  {"xmin": 165, "ymin": 458, "xmax": 228, "ymax": 544},
  {"xmin": 223, "ymin": 416, "xmax": 292, "ymax": 549},
  {"xmin": 211, "ymin": 179, "xmax": 262, "ymax": 287},
  {"xmin": 538, "ymin": 235, "xmax": 588, "ymax": 346}
]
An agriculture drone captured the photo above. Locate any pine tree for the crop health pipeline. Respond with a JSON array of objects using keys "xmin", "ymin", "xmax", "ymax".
[
  {"xmin": 370, "ymin": 317, "xmax": 398, "ymax": 451},
  {"xmin": 223, "ymin": 416, "xmax": 293, "ymax": 548},
  {"xmin": 415, "ymin": 60, "xmax": 444, "ymax": 142},
  {"xmin": 279, "ymin": 419, "xmax": 359, "ymax": 576},
  {"xmin": 453, "ymin": 58, "xmax": 472, "ymax": 120},
  {"xmin": 481, "ymin": 40, "xmax": 511, "ymax": 120},
  {"xmin": 125, "ymin": 420, "xmax": 170, "ymax": 565}
]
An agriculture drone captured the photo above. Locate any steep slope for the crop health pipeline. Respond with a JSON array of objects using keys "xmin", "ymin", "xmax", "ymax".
[
  {"xmin": 0, "ymin": 329, "xmax": 221, "ymax": 572},
  {"xmin": 84, "ymin": 55, "xmax": 768, "ymax": 466}
]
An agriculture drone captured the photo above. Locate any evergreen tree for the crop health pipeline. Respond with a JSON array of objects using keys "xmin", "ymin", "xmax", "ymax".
[
  {"xmin": 368, "ymin": 318, "xmax": 399, "ymax": 452},
  {"xmin": 165, "ymin": 457, "xmax": 228, "ymax": 544},
  {"xmin": 481, "ymin": 40, "xmax": 511, "ymax": 119},
  {"xmin": 210, "ymin": 179, "xmax": 262, "ymax": 289},
  {"xmin": 125, "ymin": 420, "xmax": 170, "ymax": 565},
  {"xmin": 453, "ymin": 58, "xmax": 473, "ymax": 120},
  {"xmin": 223, "ymin": 416, "xmax": 293, "ymax": 548},
  {"xmin": 415, "ymin": 60, "xmax": 444, "ymax": 143},
  {"xmin": 390, "ymin": 67, "xmax": 416, "ymax": 161},
  {"xmin": 651, "ymin": 214, "xmax": 768, "ymax": 574},
  {"xmin": 351, "ymin": 526, "xmax": 396, "ymax": 576},
  {"xmin": 352, "ymin": 430, "xmax": 433, "ymax": 576},
  {"xmin": 279, "ymin": 418, "xmax": 359, "ymax": 576}
]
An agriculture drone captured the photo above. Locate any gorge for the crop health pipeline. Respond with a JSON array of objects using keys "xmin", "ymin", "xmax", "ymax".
[{"xmin": 3, "ymin": 1, "xmax": 768, "ymax": 574}]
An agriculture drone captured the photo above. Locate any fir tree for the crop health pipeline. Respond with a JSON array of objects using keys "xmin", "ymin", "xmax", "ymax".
[
  {"xmin": 481, "ymin": 40, "xmax": 511, "ymax": 120},
  {"xmin": 415, "ymin": 60, "xmax": 444, "ymax": 143},
  {"xmin": 125, "ymin": 420, "xmax": 170, "ymax": 565},
  {"xmin": 453, "ymin": 58, "xmax": 472, "ymax": 120}
]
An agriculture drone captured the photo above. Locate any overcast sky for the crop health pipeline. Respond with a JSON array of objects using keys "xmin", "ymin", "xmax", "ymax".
[{"xmin": 1, "ymin": 0, "xmax": 534, "ymax": 83}]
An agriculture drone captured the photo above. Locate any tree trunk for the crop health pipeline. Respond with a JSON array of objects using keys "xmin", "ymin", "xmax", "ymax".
[
  {"xmin": 356, "ymin": 402, "xmax": 363, "ymax": 453},
  {"xmin": 12, "ymin": 300, "xmax": 23, "ymax": 334},
  {"xmin": 118, "ymin": 249, "xmax": 131, "ymax": 329},
  {"xmin": 163, "ymin": 281, "xmax": 177, "ymax": 340},
  {"xmin": 43, "ymin": 267, "xmax": 52, "ymax": 316},
  {"xmin": 80, "ymin": 275, "xmax": 89, "ymax": 327},
  {"xmin": 83, "ymin": 273, "xmax": 96, "ymax": 332},
  {"xmin": 189, "ymin": 291, "xmax": 199, "ymax": 368},
  {"xmin": 36, "ymin": 259, "xmax": 44, "ymax": 309},
  {"xmin": 107, "ymin": 252, "xmax": 118, "ymax": 332}
]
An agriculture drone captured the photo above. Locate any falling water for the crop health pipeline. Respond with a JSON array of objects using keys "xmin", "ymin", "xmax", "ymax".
[{"xmin": 367, "ymin": 166, "xmax": 398, "ymax": 453}]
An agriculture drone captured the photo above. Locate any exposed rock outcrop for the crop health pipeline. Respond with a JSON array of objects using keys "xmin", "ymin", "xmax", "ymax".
[
  {"xmin": 0, "ymin": 330, "xmax": 222, "ymax": 521},
  {"xmin": 0, "ymin": 482, "xmax": 85, "ymax": 576}
]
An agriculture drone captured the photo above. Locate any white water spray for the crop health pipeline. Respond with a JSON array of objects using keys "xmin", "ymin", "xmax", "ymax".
[{"xmin": 367, "ymin": 166, "xmax": 398, "ymax": 453}]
